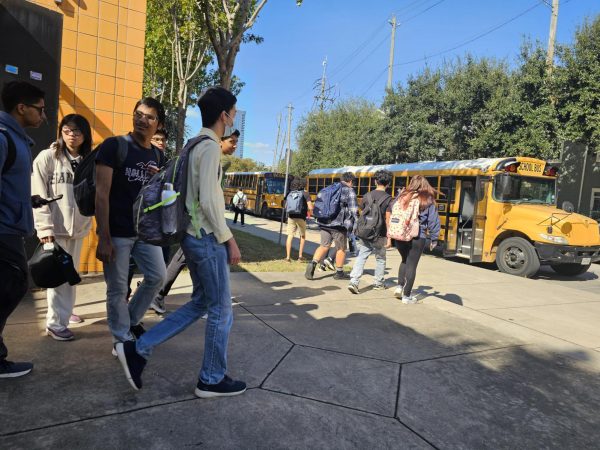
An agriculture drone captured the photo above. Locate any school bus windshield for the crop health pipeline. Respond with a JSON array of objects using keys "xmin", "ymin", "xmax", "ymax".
[
  {"xmin": 493, "ymin": 175, "xmax": 556, "ymax": 205},
  {"xmin": 265, "ymin": 178, "xmax": 286, "ymax": 194}
]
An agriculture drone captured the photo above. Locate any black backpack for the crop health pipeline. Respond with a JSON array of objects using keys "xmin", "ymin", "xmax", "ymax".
[
  {"xmin": 73, "ymin": 136, "xmax": 129, "ymax": 216},
  {"xmin": 355, "ymin": 192, "xmax": 390, "ymax": 241}
]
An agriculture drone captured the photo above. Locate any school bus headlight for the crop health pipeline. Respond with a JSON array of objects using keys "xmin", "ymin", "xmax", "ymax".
[{"xmin": 539, "ymin": 233, "xmax": 568, "ymax": 245}]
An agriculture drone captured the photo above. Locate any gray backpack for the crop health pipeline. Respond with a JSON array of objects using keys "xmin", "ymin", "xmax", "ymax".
[{"xmin": 134, "ymin": 135, "xmax": 209, "ymax": 246}]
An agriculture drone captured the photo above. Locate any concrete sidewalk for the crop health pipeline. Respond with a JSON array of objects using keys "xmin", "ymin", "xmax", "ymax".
[{"xmin": 2, "ymin": 250, "xmax": 600, "ymax": 448}]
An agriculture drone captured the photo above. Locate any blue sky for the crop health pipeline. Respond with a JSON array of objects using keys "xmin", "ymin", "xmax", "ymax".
[{"xmin": 186, "ymin": 0, "xmax": 600, "ymax": 165}]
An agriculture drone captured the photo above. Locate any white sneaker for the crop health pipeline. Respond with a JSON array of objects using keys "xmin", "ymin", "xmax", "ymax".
[
  {"xmin": 394, "ymin": 286, "xmax": 403, "ymax": 299},
  {"xmin": 112, "ymin": 346, "xmax": 118, "ymax": 357},
  {"xmin": 347, "ymin": 282, "xmax": 359, "ymax": 294},
  {"xmin": 402, "ymin": 295, "xmax": 418, "ymax": 305}
]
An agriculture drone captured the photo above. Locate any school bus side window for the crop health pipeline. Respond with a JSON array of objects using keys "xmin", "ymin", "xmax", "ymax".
[
  {"xmin": 394, "ymin": 176, "xmax": 407, "ymax": 195},
  {"xmin": 308, "ymin": 178, "xmax": 317, "ymax": 194}
]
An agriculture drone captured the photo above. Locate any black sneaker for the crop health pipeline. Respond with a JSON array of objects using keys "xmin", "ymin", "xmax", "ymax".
[
  {"xmin": 0, "ymin": 360, "xmax": 33, "ymax": 378},
  {"xmin": 130, "ymin": 323, "xmax": 146, "ymax": 339},
  {"xmin": 194, "ymin": 375, "xmax": 247, "ymax": 398},
  {"xmin": 333, "ymin": 271, "xmax": 350, "ymax": 280},
  {"xmin": 304, "ymin": 261, "xmax": 317, "ymax": 280},
  {"xmin": 115, "ymin": 341, "xmax": 147, "ymax": 390}
]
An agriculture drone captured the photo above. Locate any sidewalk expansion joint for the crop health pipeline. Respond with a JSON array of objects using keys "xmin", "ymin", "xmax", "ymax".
[
  {"xmin": 394, "ymin": 417, "xmax": 441, "ymax": 450},
  {"xmin": 401, "ymin": 343, "xmax": 530, "ymax": 366},
  {"xmin": 260, "ymin": 386, "xmax": 396, "ymax": 420},
  {"xmin": 238, "ymin": 303, "xmax": 296, "ymax": 345},
  {"xmin": 259, "ymin": 344, "xmax": 295, "ymax": 389},
  {"xmin": 297, "ymin": 344, "xmax": 400, "ymax": 365},
  {"xmin": 394, "ymin": 364, "xmax": 403, "ymax": 419}
]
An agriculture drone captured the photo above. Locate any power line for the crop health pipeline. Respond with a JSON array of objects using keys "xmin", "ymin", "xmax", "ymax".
[
  {"xmin": 392, "ymin": 1, "xmax": 544, "ymax": 68},
  {"xmin": 328, "ymin": 19, "xmax": 389, "ymax": 78},
  {"xmin": 361, "ymin": 67, "xmax": 389, "ymax": 97},
  {"xmin": 400, "ymin": 0, "xmax": 447, "ymax": 24}
]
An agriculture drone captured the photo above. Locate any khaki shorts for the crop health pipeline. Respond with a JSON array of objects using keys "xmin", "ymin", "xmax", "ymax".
[
  {"xmin": 287, "ymin": 218, "xmax": 307, "ymax": 237},
  {"xmin": 320, "ymin": 227, "xmax": 347, "ymax": 250}
]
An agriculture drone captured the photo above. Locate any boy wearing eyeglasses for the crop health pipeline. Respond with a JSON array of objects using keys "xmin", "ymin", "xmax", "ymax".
[
  {"xmin": 0, "ymin": 81, "xmax": 47, "ymax": 378},
  {"xmin": 95, "ymin": 98, "xmax": 166, "ymax": 349}
]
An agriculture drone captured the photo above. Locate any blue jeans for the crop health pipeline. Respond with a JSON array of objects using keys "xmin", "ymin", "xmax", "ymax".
[
  {"xmin": 136, "ymin": 232, "xmax": 233, "ymax": 385},
  {"xmin": 103, "ymin": 237, "xmax": 166, "ymax": 343},
  {"xmin": 350, "ymin": 238, "xmax": 387, "ymax": 286}
]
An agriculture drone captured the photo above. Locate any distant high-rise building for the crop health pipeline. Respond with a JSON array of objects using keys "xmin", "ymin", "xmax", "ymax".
[{"xmin": 231, "ymin": 110, "xmax": 246, "ymax": 158}]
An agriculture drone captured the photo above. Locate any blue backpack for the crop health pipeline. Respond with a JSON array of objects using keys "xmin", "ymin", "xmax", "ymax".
[
  {"xmin": 286, "ymin": 190, "xmax": 307, "ymax": 216},
  {"xmin": 312, "ymin": 182, "xmax": 343, "ymax": 222}
]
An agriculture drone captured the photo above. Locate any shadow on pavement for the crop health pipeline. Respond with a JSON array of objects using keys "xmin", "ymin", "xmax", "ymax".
[{"xmin": 1, "ymin": 270, "xmax": 598, "ymax": 448}]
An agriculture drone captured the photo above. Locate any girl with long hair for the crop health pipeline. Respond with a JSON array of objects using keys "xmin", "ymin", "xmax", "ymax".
[
  {"xmin": 31, "ymin": 114, "xmax": 93, "ymax": 340},
  {"xmin": 386, "ymin": 175, "xmax": 441, "ymax": 304}
]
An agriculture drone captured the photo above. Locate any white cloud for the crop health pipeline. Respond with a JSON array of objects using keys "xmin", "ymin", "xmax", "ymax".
[{"xmin": 244, "ymin": 142, "xmax": 270, "ymax": 150}]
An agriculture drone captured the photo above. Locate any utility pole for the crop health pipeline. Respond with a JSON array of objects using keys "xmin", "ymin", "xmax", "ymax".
[
  {"xmin": 314, "ymin": 57, "xmax": 336, "ymax": 111},
  {"xmin": 272, "ymin": 112, "xmax": 282, "ymax": 170},
  {"xmin": 278, "ymin": 103, "xmax": 294, "ymax": 244},
  {"xmin": 386, "ymin": 14, "xmax": 398, "ymax": 91},
  {"xmin": 546, "ymin": 0, "xmax": 559, "ymax": 76}
]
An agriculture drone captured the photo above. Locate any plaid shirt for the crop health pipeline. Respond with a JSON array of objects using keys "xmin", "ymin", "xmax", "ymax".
[{"xmin": 320, "ymin": 182, "xmax": 359, "ymax": 232}]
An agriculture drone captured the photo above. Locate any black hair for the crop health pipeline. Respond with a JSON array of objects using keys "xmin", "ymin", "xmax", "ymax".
[
  {"xmin": 374, "ymin": 169, "xmax": 392, "ymax": 187},
  {"xmin": 342, "ymin": 172, "xmax": 356, "ymax": 183},
  {"xmin": 290, "ymin": 178, "xmax": 306, "ymax": 191},
  {"xmin": 197, "ymin": 87, "xmax": 237, "ymax": 128},
  {"xmin": 133, "ymin": 97, "xmax": 166, "ymax": 127},
  {"xmin": 154, "ymin": 129, "xmax": 168, "ymax": 139},
  {"xmin": 1, "ymin": 81, "xmax": 45, "ymax": 113},
  {"xmin": 56, "ymin": 114, "xmax": 92, "ymax": 158}
]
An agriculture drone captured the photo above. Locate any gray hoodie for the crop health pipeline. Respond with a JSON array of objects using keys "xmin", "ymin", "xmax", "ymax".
[{"xmin": 0, "ymin": 111, "xmax": 34, "ymax": 236}]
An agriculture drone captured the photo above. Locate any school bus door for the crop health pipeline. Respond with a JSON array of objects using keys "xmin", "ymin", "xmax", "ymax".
[
  {"xmin": 470, "ymin": 176, "xmax": 491, "ymax": 263},
  {"xmin": 443, "ymin": 178, "xmax": 460, "ymax": 257}
]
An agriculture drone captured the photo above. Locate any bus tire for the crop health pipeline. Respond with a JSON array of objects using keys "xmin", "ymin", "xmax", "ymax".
[
  {"xmin": 260, "ymin": 204, "xmax": 268, "ymax": 218},
  {"xmin": 496, "ymin": 237, "xmax": 540, "ymax": 278},
  {"xmin": 550, "ymin": 263, "xmax": 591, "ymax": 277}
]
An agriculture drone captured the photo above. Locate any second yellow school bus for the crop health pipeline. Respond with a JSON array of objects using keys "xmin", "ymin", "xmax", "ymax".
[
  {"xmin": 223, "ymin": 171, "xmax": 289, "ymax": 218},
  {"xmin": 307, "ymin": 157, "xmax": 600, "ymax": 278}
]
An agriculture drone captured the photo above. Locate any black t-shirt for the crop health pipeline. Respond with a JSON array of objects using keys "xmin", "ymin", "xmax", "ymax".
[
  {"xmin": 95, "ymin": 134, "xmax": 164, "ymax": 237},
  {"xmin": 364, "ymin": 189, "xmax": 393, "ymax": 237},
  {"xmin": 288, "ymin": 190, "xmax": 311, "ymax": 219}
]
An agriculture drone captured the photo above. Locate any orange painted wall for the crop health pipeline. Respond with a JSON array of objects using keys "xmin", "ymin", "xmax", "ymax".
[{"xmin": 29, "ymin": 0, "xmax": 147, "ymax": 272}]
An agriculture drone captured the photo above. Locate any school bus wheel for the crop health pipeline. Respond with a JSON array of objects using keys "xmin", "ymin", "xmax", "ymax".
[
  {"xmin": 260, "ymin": 203, "xmax": 268, "ymax": 218},
  {"xmin": 550, "ymin": 263, "xmax": 591, "ymax": 277},
  {"xmin": 496, "ymin": 237, "xmax": 540, "ymax": 278}
]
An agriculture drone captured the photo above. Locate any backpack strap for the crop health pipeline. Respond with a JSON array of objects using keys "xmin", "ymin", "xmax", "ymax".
[
  {"xmin": 0, "ymin": 128, "xmax": 16, "ymax": 175},
  {"xmin": 115, "ymin": 135, "xmax": 129, "ymax": 168}
]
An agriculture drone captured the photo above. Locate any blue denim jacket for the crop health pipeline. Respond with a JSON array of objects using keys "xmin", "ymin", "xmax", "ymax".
[
  {"xmin": 0, "ymin": 111, "xmax": 34, "ymax": 236},
  {"xmin": 419, "ymin": 203, "xmax": 441, "ymax": 241}
]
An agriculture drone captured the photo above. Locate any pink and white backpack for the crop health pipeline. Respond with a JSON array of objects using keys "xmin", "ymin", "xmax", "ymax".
[{"xmin": 388, "ymin": 195, "xmax": 420, "ymax": 241}]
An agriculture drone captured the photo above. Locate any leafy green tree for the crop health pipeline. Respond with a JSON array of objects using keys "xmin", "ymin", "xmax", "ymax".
[
  {"xmin": 292, "ymin": 99, "xmax": 384, "ymax": 176},
  {"xmin": 144, "ymin": 0, "xmax": 210, "ymax": 152},
  {"xmin": 555, "ymin": 16, "xmax": 600, "ymax": 149},
  {"xmin": 197, "ymin": 0, "xmax": 302, "ymax": 89},
  {"xmin": 222, "ymin": 155, "xmax": 267, "ymax": 172}
]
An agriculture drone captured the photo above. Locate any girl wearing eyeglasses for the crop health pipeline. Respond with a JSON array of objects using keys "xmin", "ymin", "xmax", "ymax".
[{"xmin": 31, "ymin": 114, "xmax": 93, "ymax": 341}]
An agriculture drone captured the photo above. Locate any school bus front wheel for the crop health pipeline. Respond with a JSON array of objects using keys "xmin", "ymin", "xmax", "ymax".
[{"xmin": 496, "ymin": 237, "xmax": 541, "ymax": 278}]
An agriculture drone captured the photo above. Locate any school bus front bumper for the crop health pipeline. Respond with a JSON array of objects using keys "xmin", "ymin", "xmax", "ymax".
[{"xmin": 534, "ymin": 242, "xmax": 600, "ymax": 264}]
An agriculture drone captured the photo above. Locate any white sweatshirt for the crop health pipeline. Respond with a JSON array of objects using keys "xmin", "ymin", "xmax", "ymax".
[{"xmin": 31, "ymin": 143, "xmax": 92, "ymax": 239}]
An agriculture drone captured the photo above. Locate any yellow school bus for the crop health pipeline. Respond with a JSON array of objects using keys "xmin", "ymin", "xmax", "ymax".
[
  {"xmin": 223, "ymin": 171, "xmax": 290, "ymax": 218},
  {"xmin": 307, "ymin": 157, "xmax": 600, "ymax": 277}
]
